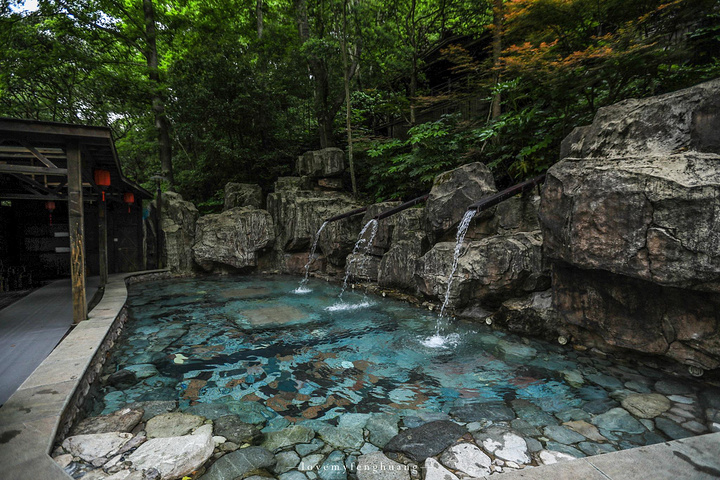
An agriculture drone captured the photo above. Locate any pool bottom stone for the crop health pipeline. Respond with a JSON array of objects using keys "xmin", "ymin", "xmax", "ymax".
[{"xmin": 57, "ymin": 275, "xmax": 720, "ymax": 479}]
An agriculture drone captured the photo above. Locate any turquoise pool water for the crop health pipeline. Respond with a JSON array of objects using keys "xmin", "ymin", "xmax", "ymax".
[{"xmin": 93, "ymin": 275, "xmax": 711, "ymax": 455}]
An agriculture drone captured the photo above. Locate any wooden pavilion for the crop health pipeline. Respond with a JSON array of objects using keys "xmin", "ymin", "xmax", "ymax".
[{"xmin": 0, "ymin": 118, "xmax": 152, "ymax": 324}]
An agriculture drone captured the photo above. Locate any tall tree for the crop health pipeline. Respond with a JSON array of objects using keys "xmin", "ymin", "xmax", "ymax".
[
  {"xmin": 296, "ymin": 0, "xmax": 360, "ymax": 148},
  {"xmin": 142, "ymin": 0, "xmax": 173, "ymax": 185}
]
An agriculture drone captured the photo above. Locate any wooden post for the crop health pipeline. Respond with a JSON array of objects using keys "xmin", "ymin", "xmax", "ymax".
[
  {"xmin": 99, "ymin": 196, "xmax": 108, "ymax": 285},
  {"xmin": 67, "ymin": 140, "xmax": 87, "ymax": 324}
]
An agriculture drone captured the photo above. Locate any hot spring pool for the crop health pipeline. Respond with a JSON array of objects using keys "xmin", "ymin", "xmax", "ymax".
[{"xmin": 93, "ymin": 275, "xmax": 713, "ymax": 458}]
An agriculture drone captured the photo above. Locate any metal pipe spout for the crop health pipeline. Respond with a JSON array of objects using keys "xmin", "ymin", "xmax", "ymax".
[
  {"xmin": 467, "ymin": 173, "xmax": 546, "ymax": 212},
  {"xmin": 374, "ymin": 194, "xmax": 430, "ymax": 221}
]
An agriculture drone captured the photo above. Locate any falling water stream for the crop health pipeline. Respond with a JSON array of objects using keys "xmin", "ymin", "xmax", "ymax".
[
  {"xmin": 294, "ymin": 221, "xmax": 328, "ymax": 294},
  {"xmin": 422, "ymin": 209, "xmax": 477, "ymax": 348},
  {"xmin": 329, "ymin": 219, "xmax": 378, "ymax": 310}
]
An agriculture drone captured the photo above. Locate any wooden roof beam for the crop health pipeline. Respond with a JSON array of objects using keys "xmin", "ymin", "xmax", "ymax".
[
  {"xmin": 19, "ymin": 140, "xmax": 59, "ymax": 169},
  {"xmin": 0, "ymin": 164, "xmax": 67, "ymax": 175}
]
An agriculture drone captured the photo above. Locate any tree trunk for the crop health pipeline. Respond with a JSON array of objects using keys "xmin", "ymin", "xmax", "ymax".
[
  {"xmin": 491, "ymin": 0, "xmax": 503, "ymax": 119},
  {"xmin": 410, "ymin": 53, "xmax": 417, "ymax": 126},
  {"xmin": 257, "ymin": 0, "xmax": 263, "ymax": 39},
  {"xmin": 342, "ymin": 0, "xmax": 357, "ymax": 197},
  {"xmin": 143, "ymin": 0, "xmax": 174, "ymax": 186}
]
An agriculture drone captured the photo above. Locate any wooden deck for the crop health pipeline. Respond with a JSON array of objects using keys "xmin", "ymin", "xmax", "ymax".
[{"xmin": 0, "ymin": 277, "xmax": 100, "ymax": 405}]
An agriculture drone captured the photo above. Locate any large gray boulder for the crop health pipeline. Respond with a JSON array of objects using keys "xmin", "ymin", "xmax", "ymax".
[
  {"xmin": 425, "ymin": 162, "xmax": 496, "ymax": 242},
  {"xmin": 345, "ymin": 253, "xmax": 381, "ymax": 282},
  {"xmin": 488, "ymin": 290, "xmax": 560, "ymax": 340},
  {"xmin": 297, "ymin": 148, "xmax": 345, "ymax": 177},
  {"xmin": 469, "ymin": 192, "xmax": 541, "ymax": 240},
  {"xmin": 540, "ymin": 153, "xmax": 720, "ymax": 292},
  {"xmin": 267, "ymin": 191, "xmax": 362, "ymax": 258},
  {"xmin": 560, "ymin": 78, "xmax": 720, "ymax": 159},
  {"xmin": 415, "ymin": 231, "xmax": 548, "ymax": 310},
  {"xmin": 274, "ymin": 176, "xmax": 313, "ymax": 192},
  {"xmin": 224, "ymin": 183, "xmax": 263, "ymax": 210},
  {"xmin": 160, "ymin": 192, "xmax": 199, "ymax": 273},
  {"xmin": 553, "ymin": 263, "xmax": 720, "ymax": 370},
  {"xmin": 192, "ymin": 207, "xmax": 274, "ymax": 272},
  {"xmin": 360, "ymin": 202, "xmax": 401, "ymax": 254},
  {"xmin": 378, "ymin": 233, "xmax": 427, "ymax": 292},
  {"xmin": 539, "ymin": 79, "xmax": 720, "ymax": 370}
]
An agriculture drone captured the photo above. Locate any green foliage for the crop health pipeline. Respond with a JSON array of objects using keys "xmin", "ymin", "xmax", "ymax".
[
  {"xmin": 2, "ymin": 0, "xmax": 718, "ymax": 205},
  {"xmin": 362, "ymin": 114, "xmax": 467, "ymax": 201}
]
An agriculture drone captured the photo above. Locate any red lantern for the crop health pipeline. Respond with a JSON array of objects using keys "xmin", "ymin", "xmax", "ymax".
[
  {"xmin": 45, "ymin": 200, "xmax": 56, "ymax": 226},
  {"xmin": 94, "ymin": 169, "xmax": 111, "ymax": 202},
  {"xmin": 123, "ymin": 192, "xmax": 135, "ymax": 213}
]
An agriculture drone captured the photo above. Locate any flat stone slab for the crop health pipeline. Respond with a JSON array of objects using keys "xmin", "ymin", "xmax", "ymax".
[
  {"xmin": 424, "ymin": 458, "xmax": 459, "ymax": 480},
  {"xmin": 439, "ymin": 442, "xmax": 491, "ymax": 477},
  {"xmin": 145, "ymin": 412, "xmax": 205, "ymax": 438},
  {"xmin": 127, "ymin": 424, "xmax": 214, "ymax": 480},
  {"xmin": 621, "ymin": 393, "xmax": 671, "ymax": 419},
  {"xmin": 213, "ymin": 415, "xmax": 261, "ymax": 444},
  {"xmin": 71, "ymin": 408, "xmax": 144, "ymax": 435},
  {"xmin": 62, "ymin": 432, "xmax": 133, "ymax": 462},
  {"xmin": 384, "ymin": 420, "xmax": 467, "ymax": 462}
]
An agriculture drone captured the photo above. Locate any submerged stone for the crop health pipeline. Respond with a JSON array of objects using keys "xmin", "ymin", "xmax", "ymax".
[
  {"xmin": 578, "ymin": 442, "xmax": 616, "ymax": 456},
  {"xmin": 451, "ymin": 403, "xmax": 515, "ymax": 423},
  {"xmin": 214, "ymin": 415, "xmax": 262, "ymax": 444},
  {"xmin": 655, "ymin": 417, "xmax": 694, "ymax": 440},
  {"xmin": 591, "ymin": 408, "xmax": 645, "ymax": 434},
  {"xmin": 263, "ymin": 426, "xmax": 316, "ymax": 452},
  {"xmin": 542, "ymin": 425, "xmax": 586, "ymax": 444},
  {"xmin": 545, "ymin": 442, "xmax": 585, "ymax": 458},
  {"xmin": 365, "ymin": 414, "xmax": 399, "ymax": 448},
  {"xmin": 562, "ymin": 420, "xmax": 606, "ymax": 443},
  {"xmin": 275, "ymin": 451, "xmax": 302, "ymax": 474},
  {"xmin": 621, "ymin": 393, "xmax": 671, "ymax": 419},
  {"xmin": 317, "ymin": 426, "xmax": 364, "ymax": 451}
]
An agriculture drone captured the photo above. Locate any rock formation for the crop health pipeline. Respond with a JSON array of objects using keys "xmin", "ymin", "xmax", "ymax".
[
  {"xmin": 540, "ymin": 78, "xmax": 720, "ymax": 370},
  {"xmin": 159, "ymin": 192, "xmax": 199, "ymax": 274},
  {"xmin": 424, "ymin": 162, "xmax": 497, "ymax": 242},
  {"xmin": 192, "ymin": 207, "xmax": 274, "ymax": 272},
  {"xmin": 224, "ymin": 182, "xmax": 263, "ymax": 210}
]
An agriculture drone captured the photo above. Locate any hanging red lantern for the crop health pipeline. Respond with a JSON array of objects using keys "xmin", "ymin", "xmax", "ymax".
[
  {"xmin": 45, "ymin": 200, "xmax": 56, "ymax": 226},
  {"xmin": 123, "ymin": 192, "xmax": 135, "ymax": 213},
  {"xmin": 94, "ymin": 169, "xmax": 111, "ymax": 201}
]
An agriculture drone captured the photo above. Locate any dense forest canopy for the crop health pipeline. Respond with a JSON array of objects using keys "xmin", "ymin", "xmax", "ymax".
[{"xmin": 2, "ymin": 0, "xmax": 719, "ymax": 208}]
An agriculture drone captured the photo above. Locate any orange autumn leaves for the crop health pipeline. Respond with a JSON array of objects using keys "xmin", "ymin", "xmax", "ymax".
[{"xmin": 497, "ymin": 0, "xmax": 670, "ymax": 79}]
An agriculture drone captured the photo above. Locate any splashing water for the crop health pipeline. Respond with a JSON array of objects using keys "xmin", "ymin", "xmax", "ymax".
[
  {"xmin": 425, "ymin": 209, "xmax": 477, "ymax": 347},
  {"xmin": 295, "ymin": 221, "xmax": 328, "ymax": 294},
  {"xmin": 328, "ymin": 219, "xmax": 378, "ymax": 310}
]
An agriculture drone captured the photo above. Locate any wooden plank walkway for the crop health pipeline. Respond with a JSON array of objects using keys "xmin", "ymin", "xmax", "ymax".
[{"xmin": 0, "ymin": 277, "xmax": 100, "ymax": 405}]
